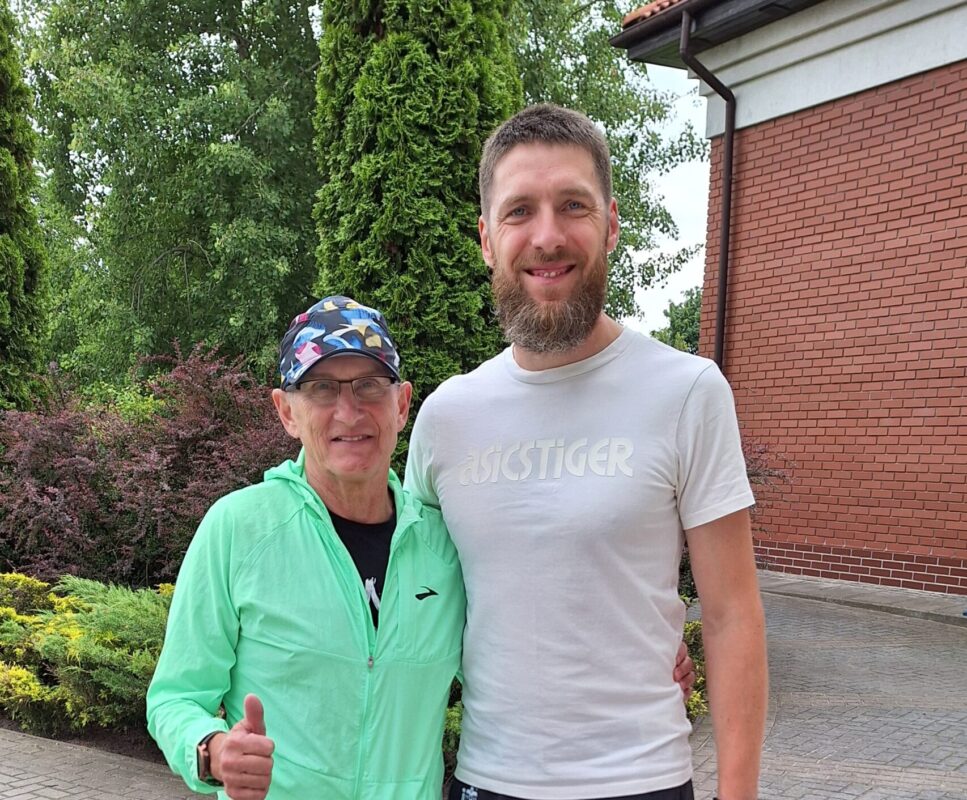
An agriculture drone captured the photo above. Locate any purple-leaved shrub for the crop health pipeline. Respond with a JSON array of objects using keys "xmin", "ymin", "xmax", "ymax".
[{"xmin": 0, "ymin": 346, "xmax": 295, "ymax": 586}]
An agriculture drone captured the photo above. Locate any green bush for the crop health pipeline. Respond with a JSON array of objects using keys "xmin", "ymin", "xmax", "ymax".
[
  {"xmin": 0, "ymin": 0, "xmax": 50, "ymax": 410},
  {"xmin": 0, "ymin": 572, "xmax": 170, "ymax": 733},
  {"xmin": 0, "ymin": 661, "xmax": 63, "ymax": 734},
  {"xmin": 442, "ymin": 699, "xmax": 463, "ymax": 784},
  {"xmin": 0, "ymin": 572, "xmax": 53, "ymax": 613},
  {"xmin": 314, "ymin": 0, "xmax": 521, "ymax": 469},
  {"xmin": 0, "ymin": 604, "xmax": 39, "ymax": 667},
  {"xmin": 683, "ymin": 619, "xmax": 708, "ymax": 721}
]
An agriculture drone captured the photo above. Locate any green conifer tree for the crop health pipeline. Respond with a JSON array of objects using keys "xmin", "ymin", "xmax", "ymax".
[
  {"xmin": 314, "ymin": 0, "xmax": 522, "ymax": 423},
  {"xmin": 0, "ymin": 0, "xmax": 47, "ymax": 409}
]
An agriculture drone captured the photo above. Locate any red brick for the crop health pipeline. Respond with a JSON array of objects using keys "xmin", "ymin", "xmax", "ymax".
[{"xmin": 715, "ymin": 61, "xmax": 967, "ymax": 596}]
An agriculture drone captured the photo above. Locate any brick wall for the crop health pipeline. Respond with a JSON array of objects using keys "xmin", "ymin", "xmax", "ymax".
[{"xmin": 702, "ymin": 60, "xmax": 967, "ymax": 595}]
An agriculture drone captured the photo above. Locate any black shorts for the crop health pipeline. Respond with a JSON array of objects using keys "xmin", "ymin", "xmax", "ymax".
[{"xmin": 448, "ymin": 778, "xmax": 695, "ymax": 800}]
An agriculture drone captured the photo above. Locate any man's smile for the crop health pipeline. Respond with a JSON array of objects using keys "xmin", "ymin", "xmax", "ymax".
[{"xmin": 525, "ymin": 264, "xmax": 574, "ymax": 280}]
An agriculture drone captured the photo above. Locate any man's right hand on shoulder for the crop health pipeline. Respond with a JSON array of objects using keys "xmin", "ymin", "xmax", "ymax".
[{"xmin": 209, "ymin": 694, "xmax": 275, "ymax": 800}]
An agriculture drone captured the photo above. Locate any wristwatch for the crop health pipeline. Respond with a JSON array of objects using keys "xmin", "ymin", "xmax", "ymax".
[{"xmin": 196, "ymin": 731, "xmax": 224, "ymax": 786}]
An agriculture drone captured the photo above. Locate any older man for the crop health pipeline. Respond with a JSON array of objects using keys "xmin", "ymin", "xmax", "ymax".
[
  {"xmin": 147, "ymin": 296, "xmax": 466, "ymax": 799},
  {"xmin": 405, "ymin": 105, "xmax": 768, "ymax": 800}
]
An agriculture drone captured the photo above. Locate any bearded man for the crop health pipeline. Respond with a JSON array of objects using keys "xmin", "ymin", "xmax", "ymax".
[{"xmin": 404, "ymin": 104, "xmax": 768, "ymax": 800}]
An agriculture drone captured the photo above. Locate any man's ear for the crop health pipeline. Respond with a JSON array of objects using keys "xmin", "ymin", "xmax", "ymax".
[
  {"xmin": 396, "ymin": 381, "xmax": 413, "ymax": 430},
  {"xmin": 272, "ymin": 388, "xmax": 302, "ymax": 439},
  {"xmin": 479, "ymin": 215, "xmax": 495, "ymax": 268},
  {"xmin": 606, "ymin": 197, "xmax": 620, "ymax": 253}
]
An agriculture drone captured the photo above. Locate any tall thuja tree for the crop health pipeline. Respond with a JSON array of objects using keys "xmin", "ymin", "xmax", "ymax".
[
  {"xmin": 28, "ymin": 0, "xmax": 320, "ymax": 383},
  {"xmin": 0, "ymin": 0, "xmax": 47, "ymax": 409},
  {"xmin": 314, "ymin": 0, "xmax": 521, "ymax": 421},
  {"xmin": 511, "ymin": 0, "xmax": 707, "ymax": 319}
]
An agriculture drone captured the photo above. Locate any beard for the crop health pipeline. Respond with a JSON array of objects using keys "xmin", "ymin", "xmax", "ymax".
[{"xmin": 491, "ymin": 248, "xmax": 608, "ymax": 353}]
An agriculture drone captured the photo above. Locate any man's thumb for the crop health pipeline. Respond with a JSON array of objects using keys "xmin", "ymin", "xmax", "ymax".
[{"xmin": 243, "ymin": 693, "xmax": 266, "ymax": 736}]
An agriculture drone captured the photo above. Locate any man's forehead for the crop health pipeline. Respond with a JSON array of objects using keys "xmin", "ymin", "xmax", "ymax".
[{"xmin": 492, "ymin": 144, "xmax": 599, "ymax": 193}]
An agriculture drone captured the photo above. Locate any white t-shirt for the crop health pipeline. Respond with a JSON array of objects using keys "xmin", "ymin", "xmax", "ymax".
[{"xmin": 405, "ymin": 328, "xmax": 754, "ymax": 799}]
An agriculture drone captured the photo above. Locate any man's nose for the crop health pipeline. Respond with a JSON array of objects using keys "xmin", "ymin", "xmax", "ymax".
[
  {"xmin": 530, "ymin": 207, "xmax": 566, "ymax": 253},
  {"xmin": 331, "ymin": 383, "xmax": 364, "ymax": 422}
]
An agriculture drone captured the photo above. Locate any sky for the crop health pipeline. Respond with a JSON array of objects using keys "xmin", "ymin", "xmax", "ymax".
[{"xmin": 624, "ymin": 65, "xmax": 710, "ymax": 335}]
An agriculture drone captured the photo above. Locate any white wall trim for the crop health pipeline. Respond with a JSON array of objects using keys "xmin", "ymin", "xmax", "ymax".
[{"xmin": 694, "ymin": 0, "xmax": 967, "ymax": 137}]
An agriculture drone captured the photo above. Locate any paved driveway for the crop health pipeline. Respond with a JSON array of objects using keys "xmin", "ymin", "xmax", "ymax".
[{"xmin": 693, "ymin": 593, "xmax": 967, "ymax": 799}]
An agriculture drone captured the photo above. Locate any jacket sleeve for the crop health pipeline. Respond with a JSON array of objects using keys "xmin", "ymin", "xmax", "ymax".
[{"xmin": 146, "ymin": 501, "xmax": 240, "ymax": 794}]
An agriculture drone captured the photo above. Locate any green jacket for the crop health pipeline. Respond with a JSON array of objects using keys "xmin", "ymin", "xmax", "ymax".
[{"xmin": 147, "ymin": 452, "xmax": 465, "ymax": 799}]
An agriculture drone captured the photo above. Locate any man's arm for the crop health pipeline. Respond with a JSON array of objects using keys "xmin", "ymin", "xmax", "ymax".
[
  {"xmin": 402, "ymin": 400, "xmax": 440, "ymax": 508},
  {"xmin": 146, "ymin": 504, "xmax": 239, "ymax": 793},
  {"xmin": 686, "ymin": 508, "xmax": 767, "ymax": 800}
]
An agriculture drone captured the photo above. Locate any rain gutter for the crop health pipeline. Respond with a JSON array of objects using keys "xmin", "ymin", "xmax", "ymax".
[{"xmin": 678, "ymin": 8, "xmax": 735, "ymax": 371}]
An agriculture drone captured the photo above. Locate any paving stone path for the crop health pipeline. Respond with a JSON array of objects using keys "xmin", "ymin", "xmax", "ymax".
[
  {"xmin": 2, "ymin": 576, "xmax": 965, "ymax": 799},
  {"xmin": 692, "ymin": 593, "xmax": 967, "ymax": 799}
]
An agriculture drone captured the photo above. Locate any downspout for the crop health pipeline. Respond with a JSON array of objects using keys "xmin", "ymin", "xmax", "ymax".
[{"xmin": 678, "ymin": 9, "xmax": 735, "ymax": 372}]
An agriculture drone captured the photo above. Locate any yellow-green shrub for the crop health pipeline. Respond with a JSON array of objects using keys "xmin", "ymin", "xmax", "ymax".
[
  {"xmin": 0, "ymin": 661, "xmax": 64, "ymax": 734},
  {"xmin": 0, "ymin": 573, "xmax": 53, "ymax": 614},
  {"xmin": 0, "ymin": 572, "xmax": 171, "ymax": 733}
]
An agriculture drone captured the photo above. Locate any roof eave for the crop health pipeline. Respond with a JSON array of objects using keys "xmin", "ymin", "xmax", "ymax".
[{"xmin": 611, "ymin": 0, "xmax": 827, "ymax": 67}]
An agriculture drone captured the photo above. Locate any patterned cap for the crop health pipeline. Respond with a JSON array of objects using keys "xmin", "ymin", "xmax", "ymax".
[{"xmin": 278, "ymin": 296, "xmax": 401, "ymax": 389}]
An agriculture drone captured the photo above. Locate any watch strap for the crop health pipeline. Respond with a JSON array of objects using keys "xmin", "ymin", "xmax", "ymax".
[{"xmin": 196, "ymin": 731, "xmax": 223, "ymax": 786}]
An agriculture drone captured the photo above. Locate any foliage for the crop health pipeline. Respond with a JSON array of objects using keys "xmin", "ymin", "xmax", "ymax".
[
  {"xmin": 0, "ymin": 661, "xmax": 62, "ymax": 733},
  {"xmin": 314, "ymin": 0, "xmax": 522, "ymax": 458},
  {"xmin": 678, "ymin": 549, "xmax": 697, "ymax": 605},
  {"xmin": 510, "ymin": 0, "xmax": 707, "ymax": 319},
  {"xmin": 682, "ymin": 619, "xmax": 708, "ymax": 720},
  {"xmin": 13, "ymin": 0, "xmax": 708, "ymax": 395},
  {"xmin": 24, "ymin": 0, "xmax": 320, "ymax": 383},
  {"xmin": 76, "ymin": 381, "xmax": 166, "ymax": 424},
  {"xmin": 0, "ymin": 347, "xmax": 295, "ymax": 586},
  {"xmin": 652, "ymin": 286, "xmax": 701, "ymax": 354},
  {"xmin": 442, "ymin": 698, "xmax": 463, "ymax": 785},
  {"xmin": 0, "ymin": 572, "xmax": 53, "ymax": 613},
  {"xmin": 0, "ymin": 0, "xmax": 49, "ymax": 409},
  {"xmin": 0, "ymin": 573, "xmax": 170, "ymax": 734},
  {"xmin": 744, "ymin": 439, "xmax": 794, "ymax": 536}
]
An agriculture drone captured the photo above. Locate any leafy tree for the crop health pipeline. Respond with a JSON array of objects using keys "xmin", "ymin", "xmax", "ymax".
[
  {"xmin": 314, "ymin": 0, "xmax": 522, "ymax": 422},
  {"xmin": 511, "ymin": 0, "xmax": 707, "ymax": 319},
  {"xmin": 22, "ymin": 0, "xmax": 706, "ymax": 388},
  {"xmin": 651, "ymin": 286, "xmax": 700, "ymax": 354},
  {"xmin": 25, "ymin": 0, "xmax": 321, "ymax": 383},
  {"xmin": 0, "ymin": 0, "xmax": 48, "ymax": 409}
]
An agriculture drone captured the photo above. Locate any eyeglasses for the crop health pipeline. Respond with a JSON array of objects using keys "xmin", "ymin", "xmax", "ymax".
[{"xmin": 290, "ymin": 375, "xmax": 398, "ymax": 405}]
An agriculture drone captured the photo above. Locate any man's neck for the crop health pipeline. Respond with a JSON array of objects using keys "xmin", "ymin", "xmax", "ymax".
[
  {"xmin": 511, "ymin": 314, "xmax": 623, "ymax": 372},
  {"xmin": 306, "ymin": 468, "xmax": 395, "ymax": 524}
]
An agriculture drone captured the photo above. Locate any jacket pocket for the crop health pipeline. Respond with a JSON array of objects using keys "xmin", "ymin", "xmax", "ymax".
[{"xmin": 388, "ymin": 538, "xmax": 466, "ymax": 664}]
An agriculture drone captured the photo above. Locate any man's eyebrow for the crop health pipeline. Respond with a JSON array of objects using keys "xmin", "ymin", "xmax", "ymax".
[
  {"xmin": 497, "ymin": 187, "xmax": 599, "ymax": 212},
  {"xmin": 497, "ymin": 193, "xmax": 531, "ymax": 212}
]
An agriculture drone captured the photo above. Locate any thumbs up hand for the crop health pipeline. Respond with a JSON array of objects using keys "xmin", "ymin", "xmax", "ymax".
[
  {"xmin": 241, "ymin": 693, "xmax": 266, "ymax": 736},
  {"xmin": 209, "ymin": 694, "xmax": 275, "ymax": 800}
]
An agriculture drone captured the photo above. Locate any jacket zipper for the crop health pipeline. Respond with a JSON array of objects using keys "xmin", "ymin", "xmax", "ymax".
[{"xmin": 351, "ymin": 512, "xmax": 413, "ymax": 798}]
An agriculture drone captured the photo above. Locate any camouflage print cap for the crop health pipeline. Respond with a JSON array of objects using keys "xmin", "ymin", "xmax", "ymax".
[{"xmin": 278, "ymin": 296, "xmax": 401, "ymax": 389}]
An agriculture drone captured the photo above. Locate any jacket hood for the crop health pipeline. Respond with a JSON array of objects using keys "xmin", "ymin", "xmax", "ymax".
[{"xmin": 263, "ymin": 448, "xmax": 422, "ymax": 529}]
